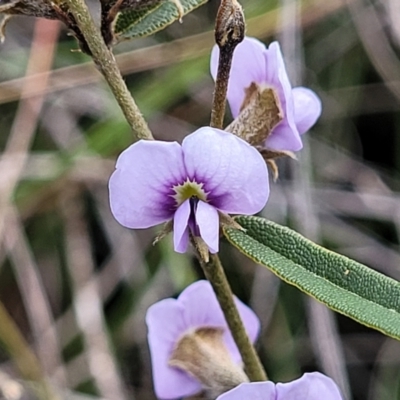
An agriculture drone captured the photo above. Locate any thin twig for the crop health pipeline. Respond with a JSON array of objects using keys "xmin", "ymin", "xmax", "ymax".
[
  {"xmin": 346, "ymin": 0, "xmax": 400, "ymax": 102},
  {"xmin": 210, "ymin": 44, "xmax": 235, "ymax": 129},
  {"xmin": 0, "ymin": 19, "xmax": 59, "ymax": 248},
  {"xmin": 64, "ymin": 0, "xmax": 153, "ymax": 141},
  {"xmin": 278, "ymin": 0, "xmax": 352, "ymax": 395},
  {"xmin": 0, "ymin": 301, "xmax": 58, "ymax": 399},
  {"xmin": 0, "ymin": 20, "xmax": 62, "ymax": 399},
  {"xmin": 61, "ymin": 189, "xmax": 129, "ymax": 400},
  {"xmin": 197, "ymin": 252, "xmax": 267, "ymax": 382},
  {"xmin": 4, "ymin": 206, "xmax": 67, "ymax": 387}
]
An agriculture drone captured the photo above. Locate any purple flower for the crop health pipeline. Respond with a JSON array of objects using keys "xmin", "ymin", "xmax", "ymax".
[
  {"xmin": 210, "ymin": 37, "xmax": 322, "ymax": 152},
  {"xmin": 146, "ymin": 280, "xmax": 260, "ymax": 399},
  {"xmin": 109, "ymin": 127, "xmax": 269, "ymax": 253},
  {"xmin": 216, "ymin": 372, "xmax": 344, "ymax": 400}
]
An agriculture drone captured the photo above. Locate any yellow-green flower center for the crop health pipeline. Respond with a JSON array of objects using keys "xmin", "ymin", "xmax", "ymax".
[{"xmin": 172, "ymin": 178, "xmax": 208, "ymax": 206}]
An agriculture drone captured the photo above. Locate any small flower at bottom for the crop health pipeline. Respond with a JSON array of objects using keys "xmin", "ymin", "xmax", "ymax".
[
  {"xmin": 146, "ymin": 280, "xmax": 260, "ymax": 399},
  {"xmin": 109, "ymin": 127, "xmax": 269, "ymax": 254},
  {"xmin": 210, "ymin": 37, "xmax": 322, "ymax": 152},
  {"xmin": 216, "ymin": 372, "xmax": 344, "ymax": 400}
]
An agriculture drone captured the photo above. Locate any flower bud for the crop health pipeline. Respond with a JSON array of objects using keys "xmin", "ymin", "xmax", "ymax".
[{"xmin": 215, "ymin": 0, "xmax": 245, "ymax": 50}]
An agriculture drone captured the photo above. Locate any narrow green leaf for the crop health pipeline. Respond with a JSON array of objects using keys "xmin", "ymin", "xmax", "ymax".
[
  {"xmin": 223, "ymin": 215, "xmax": 400, "ymax": 340},
  {"xmin": 115, "ymin": 0, "xmax": 207, "ymax": 41},
  {"xmin": 114, "ymin": 1, "xmax": 163, "ymax": 38}
]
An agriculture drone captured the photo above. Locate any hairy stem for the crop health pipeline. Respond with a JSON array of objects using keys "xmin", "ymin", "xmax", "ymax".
[
  {"xmin": 64, "ymin": 0, "xmax": 153, "ymax": 141},
  {"xmin": 197, "ymin": 252, "xmax": 267, "ymax": 382},
  {"xmin": 0, "ymin": 301, "xmax": 59, "ymax": 399},
  {"xmin": 211, "ymin": 46, "xmax": 235, "ymax": 129}
]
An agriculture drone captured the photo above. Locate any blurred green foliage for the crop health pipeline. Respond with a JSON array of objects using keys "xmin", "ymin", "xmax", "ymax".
[{"xmin": 0, "ymin": 0, "xmax": 400, "ymax": 399}]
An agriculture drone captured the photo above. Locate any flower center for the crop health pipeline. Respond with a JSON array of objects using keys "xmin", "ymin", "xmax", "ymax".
[{"xmin": 172, "ymin": 178, "xmax": 208, "ymax": 207}]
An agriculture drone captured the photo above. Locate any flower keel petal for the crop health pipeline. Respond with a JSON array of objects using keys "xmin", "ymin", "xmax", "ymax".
[
  {"xmin": 195, "ymin": 201, "xmax": 219, "ymax": 253},
  {"xmin": 173, "ymin": 199, "xmax": 191, "ymax": 253}
]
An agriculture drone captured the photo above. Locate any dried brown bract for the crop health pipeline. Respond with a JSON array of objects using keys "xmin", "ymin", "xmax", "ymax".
[{"xmin": 0, "ymin": 0, "xmax": 90, "ymax": 53}]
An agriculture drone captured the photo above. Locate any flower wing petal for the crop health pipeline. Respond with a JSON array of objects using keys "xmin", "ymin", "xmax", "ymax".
[
  {"xmin": 173, "ymin": 199, "xmax": 191, "ymax": 253},
  {"xmin": 146, "ymin": 299, "xmax": 202, "ymax": 399},
  {"xmin": 264, "ymin": 42, "xmax": 302, "ymax": 152},
  {"xmin": 195, "ymin": 201, "xmax": 219, "ymax": 253},
  {"xmin": 182, "ymin": 127, "xmax": 269, "ymax": 214},
  {"xmin": 292, "ymin": 87, "xmax": 322, "ymax": 134},
  {"xmin": 216, "ymin": 382, "xmax": 276, "ymax": 400},
  {"xmin": 276, "ymin": 372, "xmax": 344, "ymax": 400},
  {"xmin": 109, "ymin": 140, "xmax": 186, "ymax": 228},
  {"xmin": 266, "ymin": 120, "xmax": 303, "ymax": 151},
  {"xmin": 211, "ymin": 37, "xmax": 267, "ymax": 117}
]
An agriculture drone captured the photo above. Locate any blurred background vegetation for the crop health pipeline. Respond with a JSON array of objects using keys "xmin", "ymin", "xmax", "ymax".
[{"xmin": 0, "ymin": 0, "xmax": 400, "ymax": 398}]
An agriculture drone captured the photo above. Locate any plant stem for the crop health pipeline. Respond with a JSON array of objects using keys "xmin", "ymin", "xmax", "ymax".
[
  {"xmin": 210, "ymin": 45, "xmax": 235, "ymax": 129},
  {"xmin": 210, "ymin": 0, "xmax": 245, "ymax": 129},
  {"xmin": 64, "ymin": 0, "xmax": 153, "ymax": 141},
  {"xmin": 0, "ymin": 301, "xmax": 59, "ymax": 399},
  {"xmin": 197, "ymin": 252, "xmax": 267, "ymax": 382}
]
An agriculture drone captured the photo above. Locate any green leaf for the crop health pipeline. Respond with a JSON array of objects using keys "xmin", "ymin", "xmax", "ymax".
[
  {"xmin": 114, "ymin": 0, "xmax": 208, "ymax": 41},
  {"xmin": 223, "ymin": 215, "xmax": 400, "ymax": 340}
]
